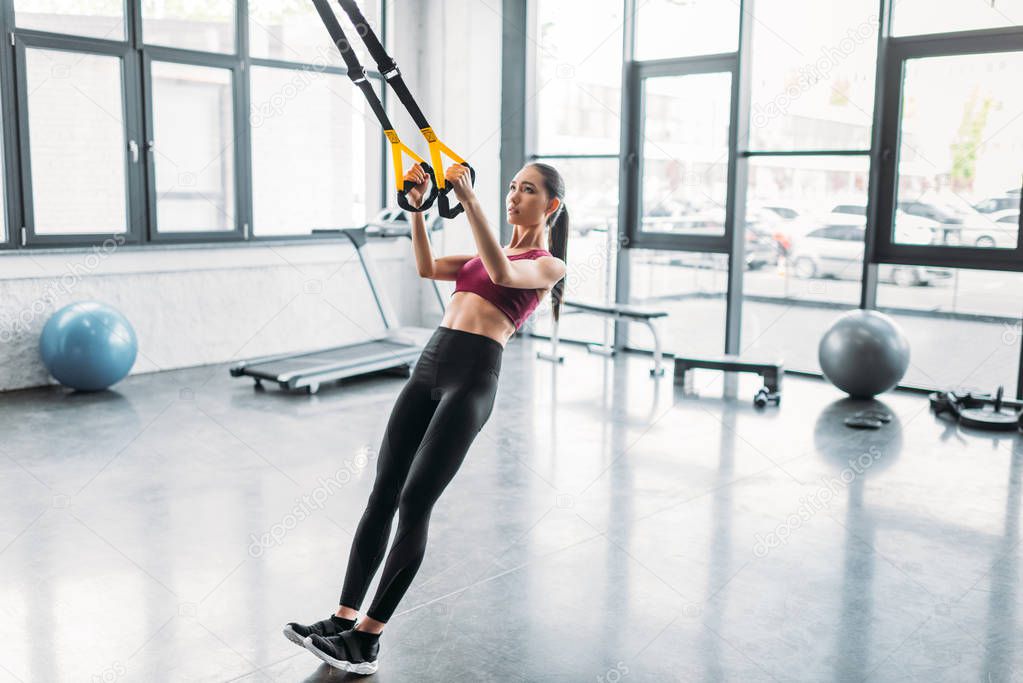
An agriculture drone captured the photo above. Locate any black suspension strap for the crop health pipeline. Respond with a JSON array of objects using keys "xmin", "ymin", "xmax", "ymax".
[
  {"xmin": 335, "ymin": 0, "xmax": 476, "ymax": 219},
  {"xmin": 311, "ymin": 0, "xmax": 438, "ymax": 213}
]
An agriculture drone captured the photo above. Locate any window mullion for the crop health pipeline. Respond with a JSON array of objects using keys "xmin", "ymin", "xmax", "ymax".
[
  {"xmin": 237, "ymin": 0, "xmax": 252, "ymax": 240},
  {"xmin": 0, "ymin": 0, "xmax": 21, "ymax": 248}
]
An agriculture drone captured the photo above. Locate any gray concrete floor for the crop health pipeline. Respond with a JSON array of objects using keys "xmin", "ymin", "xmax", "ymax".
[{"xmin": 1, "ymin": 336, "xmax": 1021, "ymax": 682}]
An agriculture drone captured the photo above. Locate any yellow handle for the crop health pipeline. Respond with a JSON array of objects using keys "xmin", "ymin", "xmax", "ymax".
[
  {"xmin": 385, "ymin": 129, "xmax": 427, "ymax": 192},
  {"xmin": 420, "ymin": 127, "xmax": 466, "ymax": 189}
]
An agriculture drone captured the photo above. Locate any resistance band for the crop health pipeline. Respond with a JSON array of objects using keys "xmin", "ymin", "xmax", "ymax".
[
  {"xmin": 314, "ymin": 0, "xmax": 477, "ymax": 218},
  {"xmin": 312, "ymin": 0, "xmax": 437, "ymax": 213}
]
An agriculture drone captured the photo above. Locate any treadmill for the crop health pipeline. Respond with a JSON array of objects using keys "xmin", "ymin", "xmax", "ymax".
[{"xmin": 229, "ymin": 216, "xmax": 446, "ymax": 394}]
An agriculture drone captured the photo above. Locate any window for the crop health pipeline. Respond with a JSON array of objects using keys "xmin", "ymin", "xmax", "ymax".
[
  {"xmin": 894, "ymin": 51, "xmax": 1023, "ymax": 250},
  {"xmin": 640, "ymin": 71, "xmax": 732, "ymax": 238},
  {"xmin": 250, "ymin": 67, "xmax": 374, "ymax": 236},
  {"xmin": 748, "ymin": 0, "xmax": 877, "ymax": 151},
  {"xmin": 522, "ymin": 2, "xmax": 1023, "ymax": 394},
  {"xmin": 877, "ymin": 269, "xmax": 1023, "ymax": 394},
  {"xmin": 534, "ymin": 0, "xmax": 622, "ymax": 155},
  {"xmin": 975, "ymin": 196, "xmax": 1019, "ymax": 213},
  {"xmin": 628, "ymin": 248, "xmax": 727, "ymax": 358},
  {"xmin": 741, "ymin": 158, "xmax": 870, "ymax": 372},
  {"xmin": 150, "ymin": 62, "xmax": 235, "ymax": 234},
  {"xmin": 13, "ymin": 0, "xmax": 125, "ymax": 41},
  {"xmin": 894, "ymin": 0, "xmax": 1023, "ymax": 37},
  {"xmin": 1, "ymin": 1, "xmax": 389, "ymax": 250},
  {"xmin": 634, "ymin": 0, "xmax": 738, "ymax": 61},
  {"xmin": 0, "ymin": 121, "xmax": 6, "ymax": 243},
  {"xmin": 25, "ymin": 48, "xmax": 128, "ymax": 235},
  {"xmin": 528, "ymin": 158, "xmax": 619, "ymax": 344},
  {"xmin": 530, "ymin": 2, "xmax": 624, "ymax": 347},
  {"xmin": 142, "ymin": 1, "xmax": 237, "ymax": 54},
  {"xmin": 249, "ymin": 0, "xmax": 380, "ymax": 66}
]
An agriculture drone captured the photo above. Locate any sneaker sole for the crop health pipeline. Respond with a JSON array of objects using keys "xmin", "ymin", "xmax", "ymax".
[
  {"xmin": 302, "ymin": 636, "xmax": 379, "ymax": 675},
  {"xmin": 282, "ymin": 626, "xmax": 306, "ymax": 648}
]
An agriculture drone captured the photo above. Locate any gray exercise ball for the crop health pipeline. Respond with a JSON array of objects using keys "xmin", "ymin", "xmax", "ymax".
[{"xmin": 818, "ymin": 309, "xmax": 910, "ymax": 398}]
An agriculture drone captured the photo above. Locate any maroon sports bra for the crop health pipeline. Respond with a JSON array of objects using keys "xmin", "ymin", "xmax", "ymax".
[{"xmin": 452, "ymin": 249, "xmax": 553, "ymax": 329}]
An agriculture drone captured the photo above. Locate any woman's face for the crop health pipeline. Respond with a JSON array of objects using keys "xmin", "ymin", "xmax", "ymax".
[{"xmin": 506, "ymin": 166, "xmax": 559, "ymax": 226}]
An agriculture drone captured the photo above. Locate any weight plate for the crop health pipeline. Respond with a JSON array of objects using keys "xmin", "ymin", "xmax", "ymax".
[{"xmin": 958, "ymin": 408, "xmax": 1020, "ymax": 431}]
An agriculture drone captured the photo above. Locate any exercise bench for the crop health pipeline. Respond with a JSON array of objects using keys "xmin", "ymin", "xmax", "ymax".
[
  {"xmin": 536, "ymin": 300, "xmax": 668, "ymax": 377},
  {"xmin": 673, "ymin": 354, "xmax": 784, "ymax": 407}
]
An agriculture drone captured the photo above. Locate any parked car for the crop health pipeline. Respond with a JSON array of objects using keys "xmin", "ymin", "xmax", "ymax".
[
  {"xmin": 898, "ymin": 200, "xmax": 963, "ymax": 225},
  {"xmin": 786, "ymin": 217, "xmax": 951, "ymax": 286},
  {"xmin": 974, "ymin": 195, "xmax": 1020, "ymax": 214},
  {"xmin": 952, "ymin": 209, "xmax": 1020, "ymax": 248},
  {"xmin": 642, "ymin": 207, "xmax": 726, "ymax": 234},
  {"xmin": 830, "ymin": 203, "xmax": 866, "ymax": 217},
  {"xmin": 749, "ymin": 201, "xmax": 803, "ymax": 221},
  {"xmin": 744, "ymin": 210, "xmax": 784, "ymax": 269},
  {"xmin": 990, "ymin": 209, "xmax": 1021, "ymax": 226},
  {"xmin": 819, "ymin": 202, "xmax": 942, "ymax": 244}
]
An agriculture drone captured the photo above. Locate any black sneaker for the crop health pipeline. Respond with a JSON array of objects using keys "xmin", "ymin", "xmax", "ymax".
[
  {"xmin": 282, "ymin": 615, "xmax": 355, "ymax": 648},
  {"xmin": 305, "ymin": 630, "xmax": 380, "ymax": 675}
]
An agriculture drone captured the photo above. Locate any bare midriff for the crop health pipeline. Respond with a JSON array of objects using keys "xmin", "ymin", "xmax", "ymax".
[{"xmin": 441, "ymin": 290, "xmax": 545, "ymax": 347}]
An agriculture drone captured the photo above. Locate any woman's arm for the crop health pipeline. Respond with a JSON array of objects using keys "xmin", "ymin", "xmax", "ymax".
[
  {"xmin": 448, "ymin": 166, "xmax": 565, "ymax": 289},
  {"xmin": 409, "ymin": 211, "xmax": 437, "ymax": 277},
  {"xmin": 411, "ymin": 212, "xmax": 475, "ymax": 280},
  {"xmin": 402, "ymin": 164, "xmax": 442, "ymax": 278},
  {"xmin": 460, "ymin": 196, "xmax": 513, "ymax": 284},
  {"xmin": 444, "ymin": 165, "xmax": 513, "ymax": 284}
]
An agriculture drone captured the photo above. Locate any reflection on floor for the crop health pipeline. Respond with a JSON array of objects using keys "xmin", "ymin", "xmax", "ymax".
[{"xmin": 1, "ymin": 336, "xmax": 1020, "ymax": 682}]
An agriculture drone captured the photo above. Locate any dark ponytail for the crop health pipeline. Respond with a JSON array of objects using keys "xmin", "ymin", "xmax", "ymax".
[
  {"xmin": 546, "ymin": 206, "xmax": 569, "ymax": 323},
  {"xmin": 528, "ymin": 163, "xmax": 569, "ymax": 323}
]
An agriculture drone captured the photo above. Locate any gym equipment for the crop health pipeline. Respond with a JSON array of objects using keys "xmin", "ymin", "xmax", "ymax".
[
  {"xmin": 536, "ymin": 300, "xmax": 668, "ymax": 376},
  {"xmin": 754, "ymin": 386, "xmax": 781, "ymax": 408},
  {"xmin": 930, "ymin": 386, "xmax": 1022, "ymax": 431},
  {"xmin": 39, "ymin": 301, "xmax": 138, "ymax": 391},
  {"xmin": 818, "ymin": 309, "xmax": 910, "ymax": 398},
  {"xmin": 312, "ymin": 0, "xmax": 475, "ymax": 218},
  {"xmin": 673, "ymin": 355, "xmax": 784, "ymax": 408},
  {"xmin": 229, "ymin": 223, "xmax": 445, "ymax": 394}
]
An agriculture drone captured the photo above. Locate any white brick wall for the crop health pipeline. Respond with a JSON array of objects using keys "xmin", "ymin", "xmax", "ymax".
[{"xmin": 0, "ymin": 240, "xmax": 433, "ymax": 392}]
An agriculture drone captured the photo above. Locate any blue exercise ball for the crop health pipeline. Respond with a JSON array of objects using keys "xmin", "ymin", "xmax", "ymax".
[
  {"xmin": 39, "ymin": 301, "xmax": 138, "ymax": 391},
  {"xmin": 818, "ymin": 309, "xmax": 910, "ymax": 398}
]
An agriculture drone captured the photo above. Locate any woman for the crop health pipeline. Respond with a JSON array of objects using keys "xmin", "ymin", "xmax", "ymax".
[{"xmin": 284, "ymin": 162, "xmax": 570, "ymax": 674}]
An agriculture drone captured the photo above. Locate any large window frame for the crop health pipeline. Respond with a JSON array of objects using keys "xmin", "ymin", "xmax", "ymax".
[
  {"xmin": 874, "ymin": 27, "xmax": 1023, "ymax": 272},
  {"xmin": 521, "ymin": 0, "xmax": 1023, "ymax": 397},
  {"xmin": 0, "ymin": 0, "xmax": 388, "ymax": 250},
  {"xmin": 623, "ymin": 53, "xmax": 740, "ymax": 255}
]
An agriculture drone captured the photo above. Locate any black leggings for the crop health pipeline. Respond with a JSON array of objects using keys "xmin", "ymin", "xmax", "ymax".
[{"xmin": 339, "ymin": 326, "xmax": 503, "ymax": 623}]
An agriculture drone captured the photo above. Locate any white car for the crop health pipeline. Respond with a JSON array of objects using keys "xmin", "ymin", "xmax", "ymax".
[
  {"xmin": 749, "ymin": 202, "xmax": 804, "ymax": 222},
  {"xmin": 786, "ymin": 215, "xmax": 950, "ymax": 286},
  {"xmin": 815, "ymin": 202, "xmax": 942, "ymax": 244},
  {"xmin": 974, "ymin": 195, "xmax": 1020, "ymax": 214},
  {"xmin": 951, "ymin": 209, "xmax": 1019, "ymax": 249}
]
